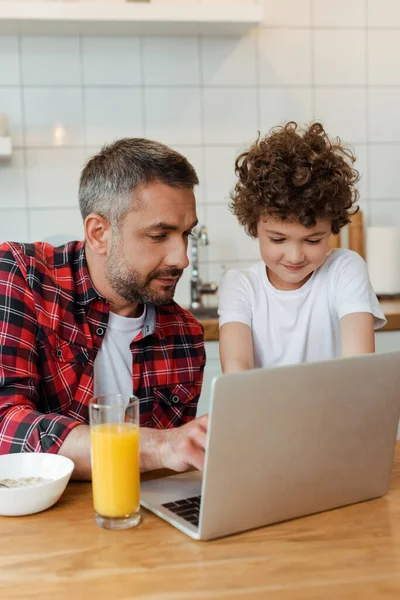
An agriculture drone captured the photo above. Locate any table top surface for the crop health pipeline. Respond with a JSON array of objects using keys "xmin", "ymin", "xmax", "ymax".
[{"xmin": 1, "ymin": 443, "xmax": 400, "ymax": 599}]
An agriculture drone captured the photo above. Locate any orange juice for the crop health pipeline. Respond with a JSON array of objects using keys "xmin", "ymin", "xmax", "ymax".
[{"xmin": 91, "ymin": 423, "xmax": 140, "ymax": 518}]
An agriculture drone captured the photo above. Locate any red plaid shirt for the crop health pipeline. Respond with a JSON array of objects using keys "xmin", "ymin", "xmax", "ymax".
[{"xmin": 0, "ymin": 241, "xmax": 205, "ymax": 454}]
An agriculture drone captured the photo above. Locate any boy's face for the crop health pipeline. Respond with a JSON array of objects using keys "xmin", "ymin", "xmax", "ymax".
[{"xmin": 256, "ymin": 217, "xmax": 332, "ymax": 291}]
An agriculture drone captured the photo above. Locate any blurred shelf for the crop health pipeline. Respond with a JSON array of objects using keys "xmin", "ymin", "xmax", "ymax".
[{"xmin": 0, "ymin": 2, "xmax": 263, "ymax": 35}]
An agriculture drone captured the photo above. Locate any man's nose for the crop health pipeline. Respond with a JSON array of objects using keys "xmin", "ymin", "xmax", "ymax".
[{"xmin": 165, "ymin": 240, "xmax": 189, "ymax": 270}]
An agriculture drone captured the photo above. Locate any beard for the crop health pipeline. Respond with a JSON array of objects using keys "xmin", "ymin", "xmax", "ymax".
[{"xmin": 106, "ymin": 238, "xmax": 183, "ymax": 306}]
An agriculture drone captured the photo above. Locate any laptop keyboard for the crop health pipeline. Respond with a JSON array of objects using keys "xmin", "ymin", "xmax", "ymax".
[{"xmin": 162, "ymin": 495, "xmax": 201, "ymax": 527}]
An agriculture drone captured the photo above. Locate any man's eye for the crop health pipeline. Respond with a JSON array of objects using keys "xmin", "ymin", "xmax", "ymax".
[
  {"xmin": 270, "ymin": 238, "xmax": 285, "ymax": 243},
  {"xmin": 149, "ymin": 234, "xmax": 166, "ymax": 241}
]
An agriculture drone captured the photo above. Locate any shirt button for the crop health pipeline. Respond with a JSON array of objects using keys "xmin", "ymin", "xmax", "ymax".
[
  {"xmin": 56, "ymin": 349, "xmax": 62, "ymax": 358},
  {"xmin": 96, "ymin": 327, "xmax": 105, "ymax": 336},
  {"xmin": 171, "ymin": 395, "xmax": 179, "ymax": 404}
]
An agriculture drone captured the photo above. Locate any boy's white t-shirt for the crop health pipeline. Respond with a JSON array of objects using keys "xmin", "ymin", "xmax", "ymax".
[
  {"xmin": 218, "ymin": 249, "xmax": 386, "ymax": 369},
  {"xmin": 93, "ymin": 307, "xmax": 146, "ymax": 397}
]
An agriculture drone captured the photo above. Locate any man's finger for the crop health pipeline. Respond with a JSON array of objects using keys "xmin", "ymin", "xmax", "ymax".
[
  {"xmin": 195, "ymin": 413, "xmax": 208, "ymax": 432},
  {"xmin": 191, "ymin": 429, "xmax": 207, "ymax": 451},
  {"xmin": 188, "ymin": 443, "xmax": 206, "ymax": 471}
]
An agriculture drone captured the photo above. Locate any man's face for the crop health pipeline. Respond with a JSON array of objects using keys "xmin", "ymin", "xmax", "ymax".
[
  {"xmin": 256, "ymin": 216, "xmax": 332, "ymax": 290},
  {"xmin": 106, "ymin": 182, "xmax": 197, "ymax": 305}
]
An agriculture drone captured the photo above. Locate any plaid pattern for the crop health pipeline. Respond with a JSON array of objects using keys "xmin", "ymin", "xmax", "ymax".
[{"xmin": 0, "ymin": 241, "xmax": 205, "ymax": 454}]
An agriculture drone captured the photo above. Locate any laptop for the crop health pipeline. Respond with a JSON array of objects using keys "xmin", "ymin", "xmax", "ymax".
[{"xmin": 140, "ymin": 351, "xmax": 400, "ymax": 541}]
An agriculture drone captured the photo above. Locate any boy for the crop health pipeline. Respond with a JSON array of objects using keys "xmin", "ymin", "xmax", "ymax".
[{"xmin": 218, "ymin": 122, "xmax": 385, "ymax": 373}]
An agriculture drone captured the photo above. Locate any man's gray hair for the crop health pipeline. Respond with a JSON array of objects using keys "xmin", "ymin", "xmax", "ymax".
[{"xmin": 79, "ymin": 138, "xmax": 199, "ymax": 227}]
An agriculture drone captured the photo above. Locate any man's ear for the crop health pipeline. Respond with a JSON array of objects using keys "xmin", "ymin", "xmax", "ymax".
[{"xmin": 84, "ymin": 214, "xmax": 112, "ymax": 256}]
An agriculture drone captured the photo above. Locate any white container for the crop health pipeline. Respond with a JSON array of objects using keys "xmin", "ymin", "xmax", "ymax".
[
  {"xmin": 0, "ymin": 453, "xmax": 74, "ymax": 516},
  {"xmin": 366, "ymin": 226, "xmax": 400, "ymax": 295},
  {"xmin": 0, "ymin": 137, "xmax": 12, "ymax": 159}
]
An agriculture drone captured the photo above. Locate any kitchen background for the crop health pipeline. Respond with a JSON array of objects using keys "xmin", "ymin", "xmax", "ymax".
[
  {"xmin": 2, "ymin": 0, "xmax": 400, "ymax": 418},
  {"xmin": 2, "ymin": 0, "xmax": 400, "ymax": 308}
]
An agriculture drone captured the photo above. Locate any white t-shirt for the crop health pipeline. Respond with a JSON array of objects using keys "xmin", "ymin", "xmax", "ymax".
[
  {"xmin": 218, "ymin": 249, "xmax": 386, "ymax": 369},
  {"xmin": 93, "ymin": 307, "xmax": 146, "ymax": 397}
]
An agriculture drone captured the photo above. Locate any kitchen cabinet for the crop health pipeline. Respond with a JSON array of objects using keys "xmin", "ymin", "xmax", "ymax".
[
  {"xmin": 375, "ymin": 330, "xmax": 400, "ymax": 354},
  {"xmin": 0, "ymin": 2, "xmax": 262, "ymax": 35},
  {"xmin": 197, "ymin": 341, "xmax": 221, "ymax": 416}
]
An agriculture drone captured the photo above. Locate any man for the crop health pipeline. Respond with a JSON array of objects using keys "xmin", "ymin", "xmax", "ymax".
[{"xmin": 0, "ymin": 138, "xmax": 207, "ymax": 479}]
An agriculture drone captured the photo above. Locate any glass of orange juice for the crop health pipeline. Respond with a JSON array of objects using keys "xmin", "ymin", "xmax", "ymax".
[{"xmin": 89, "ymin": 394, "xmax": 140, "ymax": 530}]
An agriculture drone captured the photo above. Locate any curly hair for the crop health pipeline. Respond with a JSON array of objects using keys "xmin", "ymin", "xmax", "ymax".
[{"xmin": 230, "ymin": 122, "xmax": 360, "ymax": 237}]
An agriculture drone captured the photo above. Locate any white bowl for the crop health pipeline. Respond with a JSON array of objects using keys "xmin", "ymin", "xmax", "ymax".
[{"xmin": 0, "ymin": 453, "xmax": 75, "ymax": 516}]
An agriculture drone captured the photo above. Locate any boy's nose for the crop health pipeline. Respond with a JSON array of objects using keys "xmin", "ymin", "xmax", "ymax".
[{"xmin": 286, "ymin": 245, "xmax": 305, "ymax": 264}]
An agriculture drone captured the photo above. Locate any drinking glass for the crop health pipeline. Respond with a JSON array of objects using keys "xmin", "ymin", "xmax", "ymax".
[{"xmin": 89, "ymin": 394, "xmax": 140, "ymax": 530}]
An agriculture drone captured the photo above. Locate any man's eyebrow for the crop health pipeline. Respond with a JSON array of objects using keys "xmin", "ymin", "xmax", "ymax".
[{"xmin": 144, "ymin": 220, "xmax": 198, "ymax": 232}]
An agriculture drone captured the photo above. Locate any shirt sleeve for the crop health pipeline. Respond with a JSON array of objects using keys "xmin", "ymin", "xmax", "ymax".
[
  {"xmin": 218, "ymin": 269, "xmax": 253, "ymax": 328},
  {"xmin": 333, "ymin": 250, "xmax": 386, "ymax": 330},
  {"xmin": 0, "ymin": 243, "xmax": 82, "ymax": 454}
]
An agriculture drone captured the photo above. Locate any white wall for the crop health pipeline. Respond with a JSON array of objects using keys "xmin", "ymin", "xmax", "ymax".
[{"xmin": 1, "ymin": 0, "xmax": 400, "ymax": 307}]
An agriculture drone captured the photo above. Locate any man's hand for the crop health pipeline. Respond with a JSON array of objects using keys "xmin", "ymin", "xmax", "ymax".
[
  {"xmin": 58, "ymin": 424, "xmax": 91, "ymax": 480},
  {"xmin": 60, "ymin": 414, "xmax": 209, "ymax": 478},
  {"xmin": 140, "ymin": 414, "xmax": 208, "ymax": 473},
  {"xmin": 160, "ymin": 414, "xmax": 208, "ymax": 472}
]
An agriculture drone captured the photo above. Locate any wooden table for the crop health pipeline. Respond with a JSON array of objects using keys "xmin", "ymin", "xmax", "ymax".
[{"xmin": 1, "ymin": 445, "xmax": 400, "ymax": 599}]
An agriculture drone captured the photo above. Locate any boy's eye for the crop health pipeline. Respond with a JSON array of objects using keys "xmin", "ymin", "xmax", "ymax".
[
  {"xmin": 270, "ymin": 238, "xmax": 286, "ymax": 243},
  {"xmin": 306, "ymin": 239, "xmax": 322, "ymax": 245}
]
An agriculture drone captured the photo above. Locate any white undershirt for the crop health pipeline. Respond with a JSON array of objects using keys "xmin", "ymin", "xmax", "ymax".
[{"xmin": 93, "ymin": 307, "xmax": 146, "ymax": 397}]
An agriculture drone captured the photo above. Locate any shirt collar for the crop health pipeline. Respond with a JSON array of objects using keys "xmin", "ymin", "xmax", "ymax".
[{"xmin": 70, "ymin": 241, "xmax": 103, "ymax": 306}]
